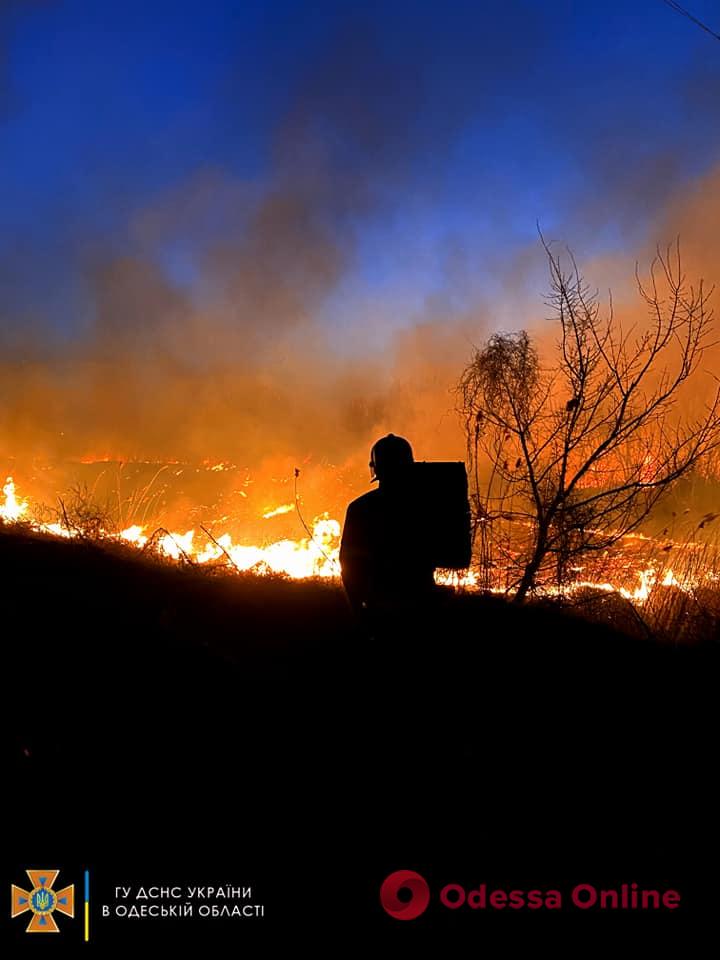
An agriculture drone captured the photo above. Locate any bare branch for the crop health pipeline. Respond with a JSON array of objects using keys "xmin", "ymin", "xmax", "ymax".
[{"xmin": 456, "ymin": 239, "xmax": 720, "ymax": 602}]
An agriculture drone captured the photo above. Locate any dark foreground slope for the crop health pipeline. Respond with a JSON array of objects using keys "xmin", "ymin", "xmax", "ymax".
[{"xmin": 1, "ymin": 526, "xmax": 717, "ymax": 947}]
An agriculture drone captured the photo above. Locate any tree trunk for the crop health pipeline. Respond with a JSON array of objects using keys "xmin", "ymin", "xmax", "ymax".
[{"xmin": 513, "ymin": 526, "xmax": 549, "ymax": 603}]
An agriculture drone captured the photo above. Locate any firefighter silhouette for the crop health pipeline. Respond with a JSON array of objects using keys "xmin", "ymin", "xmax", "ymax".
[{"xmin": 340, "ymin": 434, "xmax": 437, "ymax": 621}]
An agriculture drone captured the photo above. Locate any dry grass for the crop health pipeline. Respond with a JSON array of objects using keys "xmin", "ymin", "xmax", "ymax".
[{"xmin": 7, "ymin": 475, "xmax": 720, "ymax": 643}]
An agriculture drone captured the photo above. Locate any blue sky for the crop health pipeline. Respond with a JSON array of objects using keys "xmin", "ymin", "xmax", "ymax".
[{"xmin": 1, "ymin": 0, "xmax": 720, "ymax": 352}]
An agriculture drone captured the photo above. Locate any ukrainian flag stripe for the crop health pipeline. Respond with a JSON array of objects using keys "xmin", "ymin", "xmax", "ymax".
[{"xmin": 84, "ymin": 871, "xmax": 90, "ymax": 942}]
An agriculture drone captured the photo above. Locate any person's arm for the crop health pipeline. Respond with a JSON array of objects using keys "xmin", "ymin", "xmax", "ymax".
[{"xmin": 339, "ymin": 501, "xmax": 373, "ymax": 617}]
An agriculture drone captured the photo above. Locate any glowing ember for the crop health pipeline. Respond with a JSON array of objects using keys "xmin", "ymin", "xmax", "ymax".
[
  {"xmin": 262, "ymin": 503, "xmax": 296, "ymax": 519},
  {"xmin": 620, "ymin": 566, "xmax": 657, "ymax": 604},
  {"xmin": 120, "ymin": 524, "xmax": 147, "ymax": 546},
  {"xmin": 436, "ymin": 568, "xmax": 479, "ymax": 588}
]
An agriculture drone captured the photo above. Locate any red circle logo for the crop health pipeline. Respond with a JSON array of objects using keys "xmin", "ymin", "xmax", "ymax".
[{"xmin": 380, "ymin": 870, "xmax": 430, "ymax": 920}]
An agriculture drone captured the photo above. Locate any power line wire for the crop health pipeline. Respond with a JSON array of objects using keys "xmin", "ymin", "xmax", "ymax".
[{"xmin": 662, "ymin": 0, "xmax": 720, "ymax": 41}]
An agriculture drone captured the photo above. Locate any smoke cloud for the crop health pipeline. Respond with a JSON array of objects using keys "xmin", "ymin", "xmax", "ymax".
[{"xmin": 1, "ymin": 2, "xmax": 720, "ymax": 520}]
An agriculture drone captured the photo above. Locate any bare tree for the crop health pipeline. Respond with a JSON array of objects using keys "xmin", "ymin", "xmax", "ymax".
[{"xmin": 458, "ymin": 239, "xmax": 720, "ymax": 602}]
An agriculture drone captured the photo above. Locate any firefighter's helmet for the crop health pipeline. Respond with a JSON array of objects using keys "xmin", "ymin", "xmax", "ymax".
[{"xmin": 369, "ymin": 434, "xmax": 414, "ymax": 482}]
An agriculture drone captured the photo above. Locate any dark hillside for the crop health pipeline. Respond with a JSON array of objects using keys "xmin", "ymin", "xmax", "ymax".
[{"xmin": 2, "ymin": 526, "xmax": 716, "ymax": 943}]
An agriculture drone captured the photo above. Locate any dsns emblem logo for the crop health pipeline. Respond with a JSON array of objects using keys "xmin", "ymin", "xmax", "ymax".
[
  {"xmin": 380, "ymin": 870, "xmax": 430, "ymax": 920},
  {"xmin": 11, "ymin": 870, "xmax": 75, "ymax": 933}
]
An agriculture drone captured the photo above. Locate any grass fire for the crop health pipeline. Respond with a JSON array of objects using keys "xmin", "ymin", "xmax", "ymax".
[
  {"xmin": 4, "ymin": 243, "xmax": 720, "ymax": 642},
  {"xmin": 3, "ymin": 2, "xmax": 720, "ymax": 942}
]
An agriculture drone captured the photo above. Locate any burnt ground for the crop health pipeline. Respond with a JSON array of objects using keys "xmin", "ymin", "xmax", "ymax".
[{"xmin": 1, "ymin": 524, "xmax": 717, "ymax": 949}]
